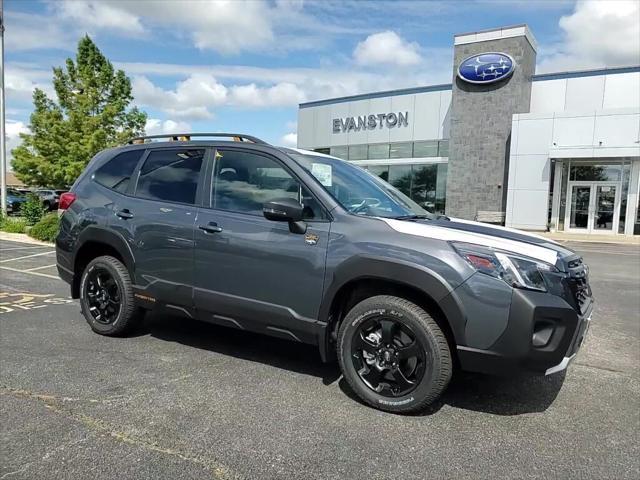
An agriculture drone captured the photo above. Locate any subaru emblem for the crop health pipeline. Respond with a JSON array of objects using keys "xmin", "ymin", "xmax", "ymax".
[{"xmin": 457, "ymin": 52, "xmax": 515, "ymax": 84}]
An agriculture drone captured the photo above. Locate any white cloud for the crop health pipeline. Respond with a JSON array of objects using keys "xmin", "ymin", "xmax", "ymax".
[
  {"xmin": 280, "ymin": 132, "xmax": 298, "ymax": 147},
  {"xmin": 54, "ymin": 1, "xmax": 146, "ymax": 36},
  {"xmin": 285, "ymin": 120, "xmax": 298, "ymax": 131},
  {"xmin": 133, "ymin": 74, "xmax": 308, "ymax": 119},
  {"xmin": 4, "ymin": 12, "xmax": 74, "ymax": 51},
  {"xmin": 132, "ymin": 74, "xmax": 228, "ymax": 120},
  {"xmin": 5, "ymin": 120, "xmax": 30, "ymax": 162},
  {"xmin": 354, "ymin": 31, "xmax": 422, "ymax": 67},
  {"xmin": 229, "ymin": 83, "xmax": 306, "ymax": 108},
  {"xmin": 144, "ymin": 119, "xmax": 192, "ymax": 136},
  {"xmin": 53, "ymin": 0, "xmax": 276, "ymax": 55},
  {"xmin": 4, "ymin": 64, "xmax": 55, "ymax": 102},
  {"xmin": 538, "ymin": 0, "xmax": 640, "ymax": 72},
  {"xmin": 120, "ymin": 57, "xmax": 453, "ymax": 106}
]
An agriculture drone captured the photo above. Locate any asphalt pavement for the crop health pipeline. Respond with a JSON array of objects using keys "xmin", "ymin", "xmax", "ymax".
[{"xmin": 1, "ymin": 238, "xmax": 639, "ymax": 479}]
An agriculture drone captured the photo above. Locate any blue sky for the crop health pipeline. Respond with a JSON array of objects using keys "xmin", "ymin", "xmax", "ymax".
[{"xmin": 4, "ymin": 0, "xmax": 640, "ymax": 156}]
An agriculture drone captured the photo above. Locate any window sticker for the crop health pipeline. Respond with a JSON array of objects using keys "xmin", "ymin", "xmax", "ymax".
[{"xmin": 311, "ymin": 163, "xmax": 332, "ymax": 186}]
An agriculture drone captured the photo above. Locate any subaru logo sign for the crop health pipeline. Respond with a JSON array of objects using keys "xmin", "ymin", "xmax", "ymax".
[{"xmin": 458, "ymin": 52, "xmax": 515, "ymax": 84}]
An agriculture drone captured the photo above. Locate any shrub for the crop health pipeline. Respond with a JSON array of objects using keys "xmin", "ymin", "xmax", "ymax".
[
  {"xmin": 21, "ymin": 193, "xmax": 46, "ymax": 226},
  {"xmin": 28, "ymin": 213, "xmax": 60, "ymax": 243},
  {"xmin": 1, "ymin": 217, "xmax": 27, "ymax": 233}
]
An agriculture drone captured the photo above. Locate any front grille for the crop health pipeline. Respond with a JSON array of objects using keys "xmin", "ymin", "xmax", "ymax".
[{"xmin": 566, "ymin": 257, "xmax": 592, "ymax": 314}]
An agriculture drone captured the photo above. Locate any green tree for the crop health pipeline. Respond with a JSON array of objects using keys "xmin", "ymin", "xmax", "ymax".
[{"xmin": 12, "ymin": 36, "xmax": 147, "ymax": 187}]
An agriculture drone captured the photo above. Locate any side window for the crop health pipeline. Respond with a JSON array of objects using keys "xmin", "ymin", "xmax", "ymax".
[
  {"xmin": 212, "ymin": 150, "xmax": 325, "ymax": 219},
  {"xmin": 93, "ymin": 150, "xmax": 144, "ymax": 193},
  {"xmin": 135, "ymin": 149, "xmax": 204, "ymax": 204}
]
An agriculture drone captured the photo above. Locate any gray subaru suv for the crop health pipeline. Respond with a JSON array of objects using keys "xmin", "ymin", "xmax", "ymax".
[{"xmin": 56, "ymin": 133, "xmax": 593, "ymax": 413}]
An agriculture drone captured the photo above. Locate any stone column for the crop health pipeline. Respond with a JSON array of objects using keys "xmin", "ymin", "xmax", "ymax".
[{"xmin": 445, "ymin": 25, "xmax": 537, "ymax": 221}]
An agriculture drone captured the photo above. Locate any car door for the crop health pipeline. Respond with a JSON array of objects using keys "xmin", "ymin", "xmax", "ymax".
[
  {"xmin": 194, "ymin": 147, "xmax": 330, "ymax": 343},
  {"xmin": 110, "ymin": 147, "xmax": 207, "ymax": 307}
]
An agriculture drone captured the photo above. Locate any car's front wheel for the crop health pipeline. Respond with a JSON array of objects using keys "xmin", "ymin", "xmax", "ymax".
[
  {"xmin": 337, "ymin": 295, "xmax": 452, "ymax": 413},
  {"xmin": 79, "ymin": 255, "xmax": 143, "ymax": 336}
]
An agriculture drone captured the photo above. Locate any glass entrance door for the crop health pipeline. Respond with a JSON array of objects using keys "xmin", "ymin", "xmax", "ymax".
[
  {"xmin": 593, "ymin": 185, "xmax": 617, "ymax": 231},
  {"xmin": 569, "ymin": 185, "xmax": 591, "ymax": 230},
  {"xmin": 566, "ymin": 182, "xmax": 620, "ymax": 233}
]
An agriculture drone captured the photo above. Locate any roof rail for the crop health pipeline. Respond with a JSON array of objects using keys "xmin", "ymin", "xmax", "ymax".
[{"xmin": 126, "ymin": 133, "xmax": 269, "ymax": 145}]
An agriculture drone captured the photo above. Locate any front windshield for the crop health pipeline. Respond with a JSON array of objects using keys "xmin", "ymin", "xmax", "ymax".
[{"xmin": 285, "ymin": 149, "xmax": 434, "ymax": 219}]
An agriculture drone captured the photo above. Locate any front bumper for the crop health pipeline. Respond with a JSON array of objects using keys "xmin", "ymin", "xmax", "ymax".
[
  {"xmin": 457, "ymin": 288, "xmax": 593, "ymax": 376},
  {"xmin": 545, "ymin": 311, "xmax": 591, "ymax": 375}
]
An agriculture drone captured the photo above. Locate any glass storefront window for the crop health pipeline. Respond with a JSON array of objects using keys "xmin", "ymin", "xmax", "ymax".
[
  {"xmin": 330, "ymin": 146, "xmax": 348, "ymax": 159},
  {"xmin": 548, "ymin": 161, "xmax": 556, "ymax": 229},
  {"xmin": 557, "ymin": 161, "xmax": 569, "ymax": 231},
  {"xmin": 368, "ymin": 144, "xmax": 390, "ymax": 159},
  {"xmin": 570, "ymin": 163, "xmax": 622, "ymax": 181},
  {"xmin": 438, "ymin": 140, "xmax": 449, "ymax": 157},
  {"xmin": 618, "ymin": 163, "xmax": 631, "ymax": 234},
  {"xmin": 368, "ymin": 165, "xmax": 389, "ymax": 182},
  {"xmin": 413, "ymin": 141, "xmax": 439, "ymax": 158},
  {"xmin": 435, "ymin": 163, "xmax": 447, "ymax": 214},
  {"xmin": 362, "ymin": 162, "xmax": 448, "ymax": 214},
  {"xmin": 348, "ymin": 144, "xmax": 367, "ymax": 160},
  {"xmin": 410, "ymin": 164, "xmax": 437, "ymax": 211},
  {"xmin": 388, "ymin": 165, "xmax": 412, "ymax": 196},
  {"xmin": 389, "ymin": 143, "xmax": 413, "ymax": 159}
]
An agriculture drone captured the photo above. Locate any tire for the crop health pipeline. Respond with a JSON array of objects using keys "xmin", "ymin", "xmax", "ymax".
[
  {"xmin": 79, "ymin": 255, "xmax": 142, "ymax": 336},
  {"xmin": 337, "ymin": 295, "xmax": 452, "ymax": 414},
  {"xmin": 43, "ymin": 201, "xmax": 50, "ymax": 210}
]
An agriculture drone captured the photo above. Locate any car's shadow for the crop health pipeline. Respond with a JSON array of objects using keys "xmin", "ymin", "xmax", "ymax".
[
  {"xmin": 143, "ymin": 314, "xmax": 565, "ymax": 416},
  {"xmin": 144, "ymin": 313, "xmax": 341, "ymax": 386}
]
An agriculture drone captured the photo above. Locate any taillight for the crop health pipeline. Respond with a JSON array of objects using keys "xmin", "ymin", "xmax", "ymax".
[{"xmin": 58, "ymin": 192, "xmax": 76, "ymax": 210}]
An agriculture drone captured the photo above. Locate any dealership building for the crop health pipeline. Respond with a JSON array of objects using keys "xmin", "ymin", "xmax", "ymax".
[{"xmin": 297, "ymin": 25, "xmax": 640, "ymax": 237}]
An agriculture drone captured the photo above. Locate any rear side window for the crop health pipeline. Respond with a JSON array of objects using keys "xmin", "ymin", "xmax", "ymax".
[
  {"xmin": 135, "ymin": 149, "xmax": 204, "ymax": 204},
  {"xmin": 93, "ymin": 150, "xmax": 144, "ymax": 193}
]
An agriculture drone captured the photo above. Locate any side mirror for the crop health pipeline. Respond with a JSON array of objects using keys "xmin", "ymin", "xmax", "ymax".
[{"xmin": 263, "ymin": 198, "xmax": 304, "ymax": 223}]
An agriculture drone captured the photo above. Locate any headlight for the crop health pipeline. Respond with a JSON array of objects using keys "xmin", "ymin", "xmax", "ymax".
[{"xmin": 452, "ymin": 242, "xmax": 558, "ymax": 292}]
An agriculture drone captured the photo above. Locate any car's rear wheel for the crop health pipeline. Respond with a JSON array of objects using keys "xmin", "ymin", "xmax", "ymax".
[
  {"xmin": 79, "ymin": 255, "xmax": 142, "ymax": 336},
  {"xmin": 337, "ymin": 295, "xmax": 452, "ymax": 413}
]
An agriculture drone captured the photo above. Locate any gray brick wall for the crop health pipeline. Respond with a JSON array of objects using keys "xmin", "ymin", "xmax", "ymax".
[{"xmin": 445, "ymin": 36, "xmax": 536, "ymax": 220}]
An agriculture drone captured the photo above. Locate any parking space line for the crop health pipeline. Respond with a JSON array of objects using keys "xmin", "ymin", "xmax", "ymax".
[
  {"xmin": 25, "ymin": 264, "xmax": 57, "ymax": 272},
  {"xmin": 0, "ymin": 251, "xmax": 55, "ymax": 263},
  {"xmin": 0, "ymin": 265, "xmax": 60, "ymax": 280},
  {"xmin": 0, "ymin": 245, "xmax": 53, "ymax": 252}
]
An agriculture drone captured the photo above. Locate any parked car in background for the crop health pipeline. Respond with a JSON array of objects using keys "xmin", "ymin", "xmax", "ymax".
[
  {"xmin": 5, "ymin": 189, "xmax": 27, "ymax": 214},
  {"xmin": 35, "ymin": 189, "xmax": 60, "ymax": 210}
]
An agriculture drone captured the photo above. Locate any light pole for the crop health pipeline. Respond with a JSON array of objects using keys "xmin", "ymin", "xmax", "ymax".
[{"xmin": 0, "ymin": 0, "xmax": 6, "ymax": 216}]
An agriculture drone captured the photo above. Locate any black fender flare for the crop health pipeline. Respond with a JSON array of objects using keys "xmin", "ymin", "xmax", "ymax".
[
  {"xmin": 73, "ymin": 226, "xmax": 136, "ymax": 280},
  {"xmin": 317, "ymin": 255, "xmax": 466, "ymax": 361}
]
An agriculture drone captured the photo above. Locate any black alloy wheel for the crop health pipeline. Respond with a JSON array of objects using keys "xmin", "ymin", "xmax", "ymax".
[
  {"xmin": 337, "ymin": 295, "xmax": 452, "ymax": 413},
  {"xmin": 80, "ymin": 255, "xmax": 143, "ymax": 336},
  {"xmin": 351, "ymin": 317, "xmax": 426, "ymax": 397},
  {"xmin": 84, "ymin": 267, "xmax": 121, "ymax": 324}
]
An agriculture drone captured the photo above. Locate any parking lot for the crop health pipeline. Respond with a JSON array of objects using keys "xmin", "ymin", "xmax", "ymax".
[{"xmin": 0, "ymin": 237, "xmax": 638, "ymax": 479}]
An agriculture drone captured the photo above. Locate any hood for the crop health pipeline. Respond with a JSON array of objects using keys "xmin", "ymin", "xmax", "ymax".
[{"xmin": 380, "ymin": 217, "xmax": 575, "ymax": 266}]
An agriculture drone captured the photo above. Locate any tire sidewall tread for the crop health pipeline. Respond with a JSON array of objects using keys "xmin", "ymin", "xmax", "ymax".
[
  {"xmin": 337, "ymin": 295, "xmax": 452, "ymax": 414},
  {"xmin": 79, "ymin": 255, "xmax": 139, "ymax": 336}
]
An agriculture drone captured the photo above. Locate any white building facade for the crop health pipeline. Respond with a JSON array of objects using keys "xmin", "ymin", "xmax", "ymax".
[{"xmin": 297, "ymin": 25, "xmax": 640, "ymax": 237}]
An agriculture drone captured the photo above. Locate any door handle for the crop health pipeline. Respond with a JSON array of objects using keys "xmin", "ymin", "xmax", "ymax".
[
  {"xmin": 116, "ymin": 209, "xmax": 134, "ymax": 219},
  {"xmin": 199, "ymin": 222, "xmax": 223, "ymax": 234}
]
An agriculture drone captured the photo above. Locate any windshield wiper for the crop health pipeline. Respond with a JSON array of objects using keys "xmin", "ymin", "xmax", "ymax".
[
  {"xmin": 393, "ymin": 214, "xmax": 433, "ymax": 220},
  {"xmin": 393, "ymin": 214, "xmax": 450, "ymax": 221}
]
